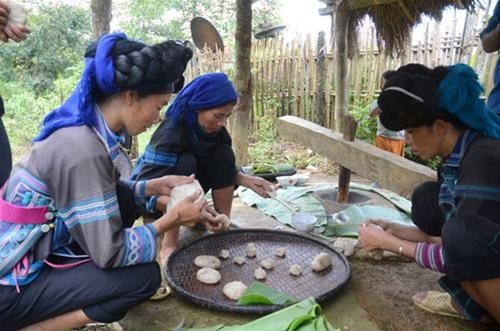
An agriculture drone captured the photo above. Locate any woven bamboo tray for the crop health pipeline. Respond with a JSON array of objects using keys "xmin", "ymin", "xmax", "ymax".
[{"xmin": 165, "ymin": 229, "xmax": 351, "ymax": 314}]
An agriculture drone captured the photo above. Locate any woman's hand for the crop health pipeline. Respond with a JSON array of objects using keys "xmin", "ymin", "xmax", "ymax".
[
  {"xmin": 357, "ymin": 222, "xmax": 395, "ymax": 251},
  {"xmin": 236, "ymin": 172, "xmax": 274, "ymax": 198},
  {"xmin": 200, "ymin": 206, "xmax": 229, "ymax": 232},
  {"xmin": 171, "ymin": 190, "xmax": 206, "ymax": 228},
  {"xmin": 145, "ymin": 174, "xmax": 195, "ymax": 197},
  {"xmin": 0, "ymin": 1, "xmax": 30, "ymax": 43},
  {"xmin": 0, "ymin": 2, "xmax": 8, "ymax": 27}
]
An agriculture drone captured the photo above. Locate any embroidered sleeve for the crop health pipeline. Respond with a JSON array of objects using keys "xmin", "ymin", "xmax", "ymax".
[
  {"xmin": 120, "ymin": 178, "xmax": 147, "ymax": 204},
  {"xmin": 41, "ymin": 128, "xmax": 158, "ymax": 268},
  {"xmin": 415, "ymin": 243, "xmax": 446, "ymax": 273}
]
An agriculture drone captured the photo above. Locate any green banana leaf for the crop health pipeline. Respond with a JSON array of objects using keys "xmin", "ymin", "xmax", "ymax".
[
  {"xmin": 238, "ymin": 282, "xmax": 297, "ymax": 305},
  {"xmin": 186, "ymin": 297, "xmax": 339, "ymax": 331}
]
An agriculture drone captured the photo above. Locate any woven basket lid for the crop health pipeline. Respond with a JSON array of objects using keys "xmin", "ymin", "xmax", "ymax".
[{"xmin": 190, "ymin": 16, "xmax": 224, "ymax": 53}]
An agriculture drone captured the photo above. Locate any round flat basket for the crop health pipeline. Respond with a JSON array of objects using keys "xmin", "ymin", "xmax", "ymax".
[
  {"xmin": 190, "ymin": 16, "xmax": 224, "ymax": 53},
  {"xmin": 165, "ymin": 229, "xmax": 351, "ymax": 314}
]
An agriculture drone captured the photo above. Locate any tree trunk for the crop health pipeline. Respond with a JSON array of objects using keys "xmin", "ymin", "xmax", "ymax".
[
  {"xmin": 313, "ymin": 31, "xmax": 326, "ymax": 126},
  {"xmin": 91, "ymin": 0, "xmax": 112, "ymax": 40},
  {"xmin": 333, "ymin": 0, "xmax": 349, "ymax": 133},
  {"xmin": 232, "ymin": 0, "xmax": 252, "ymax": 166}
]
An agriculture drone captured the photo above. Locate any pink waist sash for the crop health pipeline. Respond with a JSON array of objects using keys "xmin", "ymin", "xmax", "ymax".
[{"xmin": 0, "ymin": 192, "xmax": 49, "ymax": 225}]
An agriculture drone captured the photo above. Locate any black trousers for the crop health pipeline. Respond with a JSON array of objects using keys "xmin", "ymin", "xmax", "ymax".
[
  {"xmin": 173, "ymin": 143, "xmax": 237, "ymax": 193},
  {"xmin": 0, "ymin": 261, "xmax": 160, "ymax": 330},
  {"xmin": 0, "ymin": 117, "xmax": 11, "ymax": 188}
]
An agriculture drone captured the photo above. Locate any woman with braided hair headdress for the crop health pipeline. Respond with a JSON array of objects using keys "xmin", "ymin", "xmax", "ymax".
[
  {"xmin": 0, "ymin": 33, "xmax": 224, "ymax": 331},
  {"xmin": 357, "ymin": 63, "xmax": 500, "ymax": 324}
]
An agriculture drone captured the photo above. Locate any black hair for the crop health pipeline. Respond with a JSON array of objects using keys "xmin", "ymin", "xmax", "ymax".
[
  {"xmin": 381, "ymin": 70, "xmax": 397, "ymax": 80},
  {"xmin": 85, "ymin": 38, "xmax": 193, "ymax": 101},
  {"xmin": 378, "ymin": 63, "xmax": 464, "ymax": 131}
]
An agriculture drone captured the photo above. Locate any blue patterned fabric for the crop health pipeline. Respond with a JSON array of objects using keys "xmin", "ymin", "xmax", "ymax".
[
  {"xmin": 166, "ymin": 72, "xmax": 237, "ymax": 128},
  {"xmin": 438, "ymin": 64, "xmax": 500, "ymax": 139},
  {"xmin": 438, "ymin": 129, "xmax": 477, "ymax": 221},
  {"xmin": 480, "ymin": 1, "xmax": 500, "ymax": 114}
]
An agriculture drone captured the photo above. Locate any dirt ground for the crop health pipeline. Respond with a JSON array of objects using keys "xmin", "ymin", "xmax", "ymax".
[{"xmin": 115, "ymin": 171, "xmax": 500, "ymax": 331}]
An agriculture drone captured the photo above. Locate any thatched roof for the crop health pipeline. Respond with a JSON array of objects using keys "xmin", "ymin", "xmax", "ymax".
[{"xmin": 320, "ymin": 0, "xmax": 480, "ymax": 56}]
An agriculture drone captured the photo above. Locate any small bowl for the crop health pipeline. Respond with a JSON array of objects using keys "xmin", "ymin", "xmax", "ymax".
[
  {"xmin": 292, "ymin": 212, "xmax": 317, "ymax": 232},
  {"xmin": 292, "ymin": 174, "xmax": 310, "ymax": 185},
  {"xmin": 276, "ymin": 176, "xmax": 297, "ymax": 187}
]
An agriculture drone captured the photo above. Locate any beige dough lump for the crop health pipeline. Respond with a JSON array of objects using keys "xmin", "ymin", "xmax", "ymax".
[
  {"xmin": 246, "ymin": 242, "xmax": 257, "ymax": 258},
  {"xmin": 311, "ymin": 252, "xmax": 332, "ymax": 272},
  {"xmin": 194, "ymin": 255, "xmax": 221, "ymax": 269},
  {"xmin": 254, "ymin": 267, "xmax": 267, "ymax": 280},
  {"xmin": 5, "ymin": 0, "xmax": 27, "ymax": 24},
  {"xmin": 260, "ymin": 258, "xmax": 274, "ymax": 270},
  {"xmin": 223, "ymin": 281, "xmax": 247, "ymax": 300},
  {"xmin": 233, "ymin": 256, "xmax": 246, "ymax": 266},
  {"xmin": 196, "ymin": 267, "xmax": 221, "ymax": 285},
  {"xmin": 219, "ymin": 249, "xmax": 231, "ymax": 260},
  {"xmin": 289, "ymin": 264, "xmax": 302, "ymax": 276},
  {"xmin": 274, "ymin": 247, "xmax": 286, "ymax": 257},
  {"xmin": 166, "ymin": 180, "xmax": 204, "ymax": 212}
]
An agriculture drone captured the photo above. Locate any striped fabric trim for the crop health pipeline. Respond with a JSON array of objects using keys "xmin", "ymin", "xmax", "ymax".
[
  {"xmin": 455, "ymin": 185, "xmax": 500, "ymax": 202},
  {"xmin": 59, "ymin": 192, "xmax": 120, "ymax": 229},
  {"xmin": 143, "ymin": 146, "xmax": 177, "ymax": 167},
  {"xmin": 415, "ymin": 242, "xmax": 446, "ymax": 273},
  {"xmin": 439, "ymin": 130, "xmax": 478, "ymax": 221},
  {"xmin": 5, "ymin": 169, "xmax": 50, "ymax": 202},
  {"xmin": 119, "ymin": 179, "xmax": 148, "ymax": 204},
  {"xmin": 117, "ymin": 223, "xmax": 157, "ymax": 266}
]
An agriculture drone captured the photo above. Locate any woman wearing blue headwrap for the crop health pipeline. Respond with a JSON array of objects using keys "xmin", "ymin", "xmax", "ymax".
[
  {"xmin": 357, "ymin": 63, "xmax": 500, "ymax": 324},
  {"xmin": 131, "ymin": 72, "xmax": 273, "ymax": 262},
  {"xmin": 0, "ymin": 33, "xmax": 226, "ymax": 331}
]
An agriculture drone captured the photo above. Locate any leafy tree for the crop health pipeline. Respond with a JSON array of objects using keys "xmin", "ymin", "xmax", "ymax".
[
  {"xmin": 0, "ymin": 4, "xmax": 92, "ymax": 94},
  {"xmin": 119, "ymin": 0, "xmax": 283, "ymax": 45}
]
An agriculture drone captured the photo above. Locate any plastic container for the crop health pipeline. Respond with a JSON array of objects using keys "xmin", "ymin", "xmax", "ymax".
[
  {"xmin": 276, "ymin": 176, "xmax": 297, "ymax": 187},
  {"xmin": 292, "ymin": 212, "xmax": 317, "ymax": 232}
]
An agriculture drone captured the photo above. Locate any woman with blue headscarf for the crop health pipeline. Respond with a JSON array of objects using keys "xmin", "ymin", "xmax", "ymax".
[
  {"xmin": 131, "ymin": 72, "xmax": 273, "ymax": 262},
  {"xmin": 0, "ymin": 33, "xmax": 226, "ymax": 330},
  {"xmin": 357, "ymin": 63, "xmax": 500, "ymax": 324}
]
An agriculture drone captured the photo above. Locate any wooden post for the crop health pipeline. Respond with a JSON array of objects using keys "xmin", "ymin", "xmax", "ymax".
[
  {"xmin": 336, "ymin": 115, "xmax": 358, "ymax": 203},
  {"xmin": 314, "ymin": 31, "xmax": 327, "ymax": 125},
  {"xmin": 333, "ymin": 0, "xmax": 349, "ymax": 133}
]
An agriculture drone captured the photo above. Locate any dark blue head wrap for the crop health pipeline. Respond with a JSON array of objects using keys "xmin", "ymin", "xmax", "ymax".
[
  {"xmin": 34, "ymin": 32, "xmax": 126, "ymax": 141},
  {"xmin": 166, "ymin": 72, "xmax": 238, "ymax": 128},
  {"xmin": 438, "ymin": 64, "xmax": 500, "ymax": 139}
]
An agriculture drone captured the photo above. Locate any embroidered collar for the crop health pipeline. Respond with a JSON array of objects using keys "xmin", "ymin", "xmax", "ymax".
[
  {"xmin": 441, "ymin": 129, "xmax": 478, "ymax": 169},
  {"xmin": 91, "ymin": 105, "xmax": 132, "ymax": 178},
  {"xmin": 438, "ymin": 129, "xmax": 478, "ymax": 221}
]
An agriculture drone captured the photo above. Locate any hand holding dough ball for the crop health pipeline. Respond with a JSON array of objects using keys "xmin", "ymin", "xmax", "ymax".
[
  {"xmin": 223, "ymin": 281, "xmax": 247, "ymax": 300},
  {"xmin": 167, "ymin": 180, "xmax": 204, "ymax": 212},
  {"xmin": 311, "ymin": 252, "xmax": 332, "ymax": 272},
  {"xmin": 196, "ymin": 267, "xmax": 221, "ymax": 284},
  {"xmin": 194, "ymin": 255, "xmax": 221, "ymax": 269}
]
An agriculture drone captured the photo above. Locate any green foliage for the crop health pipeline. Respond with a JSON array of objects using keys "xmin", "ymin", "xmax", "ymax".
[
  {"xmin": 0, "ymin": 4, "xmax": 91, "ymax": 94},
  {"xmin": 350, "ymin": 99, "xmax": 377, "ymax": 143},
  {"xmin": 120, "ymin": 0, "xmax": 283, "ymax": 45}
]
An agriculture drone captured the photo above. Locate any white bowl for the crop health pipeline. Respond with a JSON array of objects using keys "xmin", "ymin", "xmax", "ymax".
[
  {"xmin": 292, "ymin": 212, "xmax": 317, "ymax": 232},
  {"xmin": 292, "ymin": 174, "xmax": 310, "ymax": 185},
  {"xmin": 276, "ymin": 176, "xmax": 297, "ymax": 187}
]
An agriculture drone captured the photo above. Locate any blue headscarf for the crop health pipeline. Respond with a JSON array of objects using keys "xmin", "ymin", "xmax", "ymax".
[
  {"xmin": 438, "ymin": 64, "xmax": 500, "ymax": 139},
  {"xmin": 166, "ymin": 72, "xmax": 238, "ymax": 128},
  {"xmin": 34, "ymin": 32, "xmax": 126, "ymax": 141}
]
